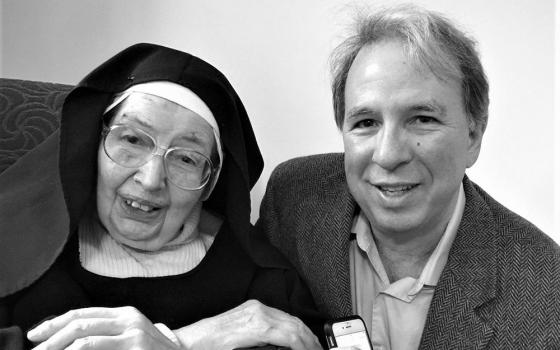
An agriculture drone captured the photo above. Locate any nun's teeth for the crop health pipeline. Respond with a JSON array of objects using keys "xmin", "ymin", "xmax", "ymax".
[
  {"xmin": 139, "ymin": 204, "xmax": 151, "ymax": 212},
  {"xmin": 125, "ymin": 199, "xmax": 154, "ymax": 212}
]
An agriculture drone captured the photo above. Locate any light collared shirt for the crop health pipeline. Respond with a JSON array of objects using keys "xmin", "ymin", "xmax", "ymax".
[{"xmin": 350, "ymin": 184, "xmax": 465, "ymax": 350}]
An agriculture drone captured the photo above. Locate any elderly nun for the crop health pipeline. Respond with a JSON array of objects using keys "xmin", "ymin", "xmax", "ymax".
[{"xmin": 0, "ymin": 43, "xmax": 323, "ymax": 350}]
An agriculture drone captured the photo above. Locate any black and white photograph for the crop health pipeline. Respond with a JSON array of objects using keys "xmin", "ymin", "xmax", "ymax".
[{"xmin": 1, "ymin": 1, "xmax": 559, "ymax": 349}]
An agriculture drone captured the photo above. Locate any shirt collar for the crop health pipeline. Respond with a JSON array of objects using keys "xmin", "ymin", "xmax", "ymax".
[
  {"xmin": 417, "ymin": 183, "xmax": 465, "ymax": 288},
  {"xmin": 351, "ymin": 183, "xmax": 465, "ymax": 297}
]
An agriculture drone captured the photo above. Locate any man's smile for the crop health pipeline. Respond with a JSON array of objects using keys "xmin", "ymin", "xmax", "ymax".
[
  {"xmin": 370, "ymin": 181, "xmax": 420, "ymax": 196},
  {"xmin": 375, "ymin": 183, "xmax": 418, "ymax": 193}
]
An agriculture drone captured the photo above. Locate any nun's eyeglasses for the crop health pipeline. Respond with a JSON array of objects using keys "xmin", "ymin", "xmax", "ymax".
[{"xmin": 102, "ymin": 124, "xmax": 213, "ymax": 190}]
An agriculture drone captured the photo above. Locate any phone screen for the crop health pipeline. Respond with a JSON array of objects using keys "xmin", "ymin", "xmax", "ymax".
[
  {"xmin": 325, "ymin": 316, "xmax": 373, "ymax": 350},
  {"xmin": 335, "ymin": 330, "xmax": 371, "ymax": 350}
]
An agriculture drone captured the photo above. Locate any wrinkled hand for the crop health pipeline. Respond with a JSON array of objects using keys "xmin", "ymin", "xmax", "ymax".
[
  {"xmin": 174, "ymin": 300, "xmax": 321, "ymax": 350},
  {"xmin": 27, "ymin": 306, "xmax": 179, "ymax": 350}
]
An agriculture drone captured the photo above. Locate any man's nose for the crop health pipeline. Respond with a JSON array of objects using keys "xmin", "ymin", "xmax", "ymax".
[
  {"xmin": 371, "ymin": 124, "xmax": 412, "ymax": 171},
  {"xmin": 134, "ymin": 155, "xmax": 166, "ymax": 191}
]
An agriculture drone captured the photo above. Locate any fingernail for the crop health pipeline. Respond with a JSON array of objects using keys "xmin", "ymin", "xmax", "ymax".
[{"xmin": 27, "ymin": 327, "xmax": 40, "ymax": 339}]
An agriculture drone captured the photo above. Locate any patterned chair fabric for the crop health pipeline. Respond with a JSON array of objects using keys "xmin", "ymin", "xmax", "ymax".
[{"xmin": 0, "ymin": 78, "xmax": 73, "ymax": 173}]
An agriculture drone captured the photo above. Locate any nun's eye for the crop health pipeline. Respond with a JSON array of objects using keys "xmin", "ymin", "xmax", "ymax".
[{"xmin": 123, "ymin": 135, "xmax": 140, "ymax": 145}]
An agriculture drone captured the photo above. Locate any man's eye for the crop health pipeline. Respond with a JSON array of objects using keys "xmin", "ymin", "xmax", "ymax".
[
  {"xmin": 414, "ymin": 116, "xmax": 437, "ymax": 124},
  {"xmin": 355, "ymin": 119, "xmax": 377, "ymax": 128}
]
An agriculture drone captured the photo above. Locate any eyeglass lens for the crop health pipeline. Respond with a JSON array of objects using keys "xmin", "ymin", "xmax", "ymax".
[{"xmin": 103, "ymin": 125, "xmax": 212, "ymax": 189}]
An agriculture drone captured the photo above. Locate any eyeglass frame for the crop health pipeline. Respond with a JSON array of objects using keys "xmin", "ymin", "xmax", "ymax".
[{"xmin": 101, "ymin": 123, "xmax": 216, "ymax": 191}]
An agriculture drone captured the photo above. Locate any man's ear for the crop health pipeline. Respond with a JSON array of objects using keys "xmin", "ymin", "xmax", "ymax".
[{"xmin": 466, "ymin": 119, "xmax": 485, "ymax": 168}]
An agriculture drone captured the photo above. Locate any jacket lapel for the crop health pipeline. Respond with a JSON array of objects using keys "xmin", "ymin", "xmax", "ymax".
[{"xmin": 419, "ymin": 178, "xmax": 497, "ymax": 349}]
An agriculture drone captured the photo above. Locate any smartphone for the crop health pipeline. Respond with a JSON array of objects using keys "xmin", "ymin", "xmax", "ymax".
[{"xmin": 324, "ymin": 316, "xmax": 373, "ymax": 350}]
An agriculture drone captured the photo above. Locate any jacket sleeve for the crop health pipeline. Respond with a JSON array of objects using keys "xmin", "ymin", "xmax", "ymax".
[
  {"xmin": 256, "ymin": 164, "xmax": 300, "ymax": 270},
  {"xmin": 254, "ymin": 162, "xmax": 327, "ymax": 346},
  {"xmin": 247, "ymin": 263, "xmax": 326, "ymax": 348}
]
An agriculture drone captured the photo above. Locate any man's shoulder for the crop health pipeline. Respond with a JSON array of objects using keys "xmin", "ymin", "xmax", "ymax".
[
  {"xmin": 274, "ymin": 152, "xmax": 344, "ymax": 173},
  {"xmin": 459, "ymin": 180, "xmax": 560, "ymax": 345},
  {"xmin": 264, "ymin": 152, "xmax": 350, "ymax": 213},
  {"xmin": 469, "ymin": 180, "xmax": 558, "ymax": 253},
  {"xmin": 270, "ymin": 153, "xmax": 345, "ymax": 185}
]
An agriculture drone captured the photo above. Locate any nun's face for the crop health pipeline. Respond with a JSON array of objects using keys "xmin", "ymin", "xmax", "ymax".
[{"xmin": 96, "ymin": 93, "xmax": 215, "ymax": 251}]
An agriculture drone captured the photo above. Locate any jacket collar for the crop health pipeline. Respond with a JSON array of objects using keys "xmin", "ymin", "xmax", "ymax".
[
  {"xmin": 419, "ymin": 176, "xmax": 497, "ymax": 348},
  {"xmin": 308, "ymin": 161, "xmax": 499, "ymax": 333}
]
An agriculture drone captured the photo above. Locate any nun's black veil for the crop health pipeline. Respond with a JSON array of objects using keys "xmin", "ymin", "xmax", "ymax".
[{"xmin": 0, "ymin": 43, "xmax": 290, "ymax": 297}]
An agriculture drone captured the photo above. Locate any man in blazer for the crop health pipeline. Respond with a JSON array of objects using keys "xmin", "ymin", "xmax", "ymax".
[{"xmin": 258, "ymin": 5, "xmax": 560, "ymax": 349}]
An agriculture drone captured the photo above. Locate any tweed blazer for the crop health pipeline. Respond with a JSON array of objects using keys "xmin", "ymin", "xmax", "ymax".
[{"xmin": 258, "ymin": 153, "xmax": 560, "ymax": 349}]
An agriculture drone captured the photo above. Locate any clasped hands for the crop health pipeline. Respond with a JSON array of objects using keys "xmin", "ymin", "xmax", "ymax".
[{"xmin": 27, "ymin": 300, "xmax": 322, "ymax": 350}]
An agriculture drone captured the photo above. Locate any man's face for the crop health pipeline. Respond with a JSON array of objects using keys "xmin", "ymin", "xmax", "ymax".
[{"xmin": 342, "ymin": 40, "xmax": 483, "ymax": 239}]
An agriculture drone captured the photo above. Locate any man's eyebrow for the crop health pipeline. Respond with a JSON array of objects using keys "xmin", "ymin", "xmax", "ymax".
[
  {"xmin": 408, "ymin": 101, "xmax": 447, "ymax": 115},
  {"xmin": 345, "ymin": 106, "xmax": 379, "ymax": 119}
]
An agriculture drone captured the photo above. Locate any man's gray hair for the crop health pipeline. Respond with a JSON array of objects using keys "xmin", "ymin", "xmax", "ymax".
[{"xmin": 331, "ymin": 4, "xmax": 489, "ymax": 133}]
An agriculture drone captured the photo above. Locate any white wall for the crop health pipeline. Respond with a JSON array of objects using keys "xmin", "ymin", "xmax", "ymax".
[
  {"xmin": 1, "ymin": 0, "xmax": 558, "ymax": 241},
  {"xmin": 553, "ymin": 0, "xmax": 560, "ymax": 242},
  {"xmin": 0, "ymin": 0, "xmax": 3, "ymax": 77}
]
